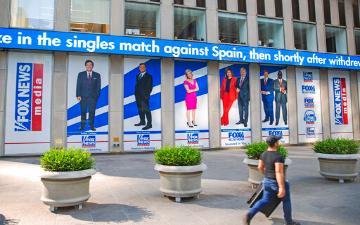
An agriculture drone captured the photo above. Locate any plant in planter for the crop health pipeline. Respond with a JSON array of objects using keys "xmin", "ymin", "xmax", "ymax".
[
  {"xmin": 313, "ymin": 138, "xmax": 359, "ymax": 183},
  {"xmin": 154, "ymin": 146, "xmax": 207, "ymax": 203},
  {"xmin": 243, "ymin": 142, "xmax": 291, "ymax": 188},
  {"xmin": 40, "ymin": 148, "xmax": 96, "ymax": 212}
]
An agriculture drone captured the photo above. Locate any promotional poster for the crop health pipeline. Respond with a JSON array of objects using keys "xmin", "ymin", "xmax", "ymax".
[
  {"xmin": 328, "ymin": 70, "xmax": 353, "ymax": 139},
  {"xmin": 174, "ymin": 60, "xmax": 209, "ymax": 148},
  {"xmin": 219, "ymin": 63, "xmax": 251, "ymax": 147},
  {"xmin": 5, "ymin": 52, "xmax": 53, "ymax": 154},
  {"xmin": 296, "ymin": 68, "xmax": 323, "ymax": 143},
  {"xmin": 260, "ymin": 65, "xmax": 289, "ymax": 143},
  {"xmin": 123, "ymin": 57, "xmax": 162, "ymax": 151},
  {"xmin": 67, "ymin": 55, "xmax": 109, "ymax": 152}
]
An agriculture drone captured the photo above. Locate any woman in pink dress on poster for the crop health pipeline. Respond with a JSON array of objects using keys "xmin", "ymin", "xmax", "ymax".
[{"xmin": 184, "ymin": 69, "xmax": 199, "ymax": 128}]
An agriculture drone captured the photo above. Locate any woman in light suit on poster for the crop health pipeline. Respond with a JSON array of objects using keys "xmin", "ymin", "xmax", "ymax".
[{"xmin": 184, "ymin": 69, "xmax": 199, "ymax": 128}]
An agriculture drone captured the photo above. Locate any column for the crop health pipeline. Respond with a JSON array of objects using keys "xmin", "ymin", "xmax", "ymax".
[
  {"xmin": 283, "ymin": 0, "xmax": 295, "ymax": 49},
  {"xmin": 350, "ymin": 71, "xmax": 360, "ymax": 140},
  {"xmin": 184, "ymin": 0, "xmax": 196, "ymax": 7},
  {"xmin": 299, "ymin": 0, "xmax": 309, "ymax": 21},
  {"xmin": 315, "ymin": 0, "xmax": 327, "ymax": 52},
  {"xmin": 227, "ymin": 0, "xmax": 238, "ymax": 13},
  {"xmin": 320, "ymin": 69, "xmax": 331, "ymax": 138},
  {"xmin": 246, "ymin": 0, "xmax": 258, "ymax": 46},
  {"xmin": 206, "ymin": 0, "xmax": 218, "ymax": 42},
  {"xmin": 110, "ymin": 0, "xmax": 125, "ymax": 36},
  {"xmin": 330, "ymin": 0, "xmax": 340, "ymax": 26},
  {"xmin": 265, "ymin": 0, "xmax": 276, "ymax": 17},
  {"xmin": 345, "ymin": 0, "xmax": 356, "ymax": 55},
  {"xmin": 249, "ymin": 63, "xmax": 262, "ymax": 142},
  {"xmin": 208, "ymin": 61, "xmax": 220, "ymax": 148},
  {"xmin": 287, "ymin": 66, "xmax": 298, "ymax": 144},
  {"xmin": 161, "ymin": 0, "xmax": 174, "ymax": 39}
]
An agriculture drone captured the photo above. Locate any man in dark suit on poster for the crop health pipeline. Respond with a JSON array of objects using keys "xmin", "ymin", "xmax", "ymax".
[
  {"xmin": 260, "ymin": 70, "xmax": 274, "ymax": 125},
  {"xmin": 274, "ymin": 71, "xmax": 288, "ymax": 125},
  {"xmin": 76, "ymin": 59, "xmax": 101, "ymax": 131},
  {"xmin": 134, "ymin": 63, "xmax": 153, "ymax": 130},
  {"xmin": 236, "ymin": 67, "xmax": 250, "ymax": 127}
]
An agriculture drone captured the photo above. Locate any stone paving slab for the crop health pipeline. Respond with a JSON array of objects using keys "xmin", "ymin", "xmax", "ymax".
[{"xmin": 0, "ymin": 147, "xmax": 359, "ymax": 225}]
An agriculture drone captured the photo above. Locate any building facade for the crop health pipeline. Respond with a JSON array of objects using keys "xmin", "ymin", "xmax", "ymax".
[{"xmin": 0, "ymin": 0, "xmax": 360, "ymax": 155}]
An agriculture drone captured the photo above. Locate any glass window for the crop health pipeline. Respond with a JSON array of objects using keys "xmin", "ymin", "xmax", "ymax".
[
  {"xmin": 257, "ymin": 0, "xmax": 265, "ymax": 16},
  {"xmin": 323, "ymin": 0, "xmax": 331, "ymax": 24},
  {"xmin": 355, "ymin": 29, "xmax": 360, "ymax": 54},
  {"xmin": 275, "ymin": 0, "xmax": 283, "ymax": 18},
  {"xmin": 174, "ymin": 0, "xmax": 184, "ymax": 4},
  {"xmin": 353, "ymin": 0, "xmax": 360, "ymax": 28},
  {"xmin": 70, "ymin": 0, "xmax": 110, "ymax": 34},
  {"xmin": 292, "ymin": 0, "xmax": 300, "ymax": 20},
  {"xmin": 238, "ymin": 0, "xmax": 246, "ymax": 13},
  {"xmin": 174, "ymin": 7, "xmax": 206, "ymax": 41},
  {"xmin": 125, "ymin": 2, "xmax": 160, "ymax": 38},
  {"xmin": 196, "ymin": 0, "xmax": 205, "ymax": 8},
  {"xmin": 218, "ymin": 0, "xmax": 226, "ymax": 10},
  {"xmin": 326, "ymin": 26, "xmax": 347, "ymax": 54},
  {"xmin": 338, "ymin": 0, "xmax": 346, "ymax": 26},
  {"xmin": 308, "ymin": 0, "xmax": 316, "ymax": 22},
  {"xmin": 218, "ymin": 13, "xmax": 247, "ymax": 45},
  {"xmin": 258, "ymin": 17, "xmax": 284, "ymax": 48},
  {"xmin": 10, "ymin": 0, "xmax": 54, "ymax": 29},
  {"xmin": 293, "ymin": 22, "xmax": 317, "ymax": 51}
]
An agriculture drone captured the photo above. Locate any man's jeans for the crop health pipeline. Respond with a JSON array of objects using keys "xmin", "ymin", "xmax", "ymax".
[{"xmin": 248, "ymin": 178, "xmax": 293, "ymax": 224}]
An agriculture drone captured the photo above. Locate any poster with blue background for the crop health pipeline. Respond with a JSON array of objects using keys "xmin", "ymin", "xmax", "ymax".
[
  {"xmin": 174, "ymin": 60, "xmax": 209, "ymax": 148},
  {"xmin": 123, "ymin": 57, "xmax": 162, "ymax": 151},
  {"xmin": 219, "ymin": 63, "xmax": 251, "ymax": 147},
  {"xmin": 260, "ymin": 65, "xmax": 289, "ymax": 143},
  {"xmin": 67, "ymin": 55, "xmax": 109, "ymax": 152}
]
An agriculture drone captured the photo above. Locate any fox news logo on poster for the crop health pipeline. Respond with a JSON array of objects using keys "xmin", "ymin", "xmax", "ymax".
[
  {"xmin": 137, "ymin": 134, "xmax": 150, "ymax": 146},
  {"xmin": 268, "ymin": 130, "xmax": 283, "ymax": 136},
  {"xmin": 304, "ymin": 110, "xmax": 316, "ymax": 124},
  {"xmin": 14, "ymin": 63, "xmax": 44, "ymax": 132},
  {"xmin": 82, "ymin": 136, "xmax": 96, "ymax": 148},
  {"xmin": 187, "ymin": 133, "xmax": 199, "ymax": 144},
  {"xmin": 333, "ymin": 77, "xmax": 349, "ymax": 125},
  {"xmin": 303, "ymin": 72, "xmax": 313, "ymax": 82},
  {"xmin": 302, "ymin": 85, "xmax": 315, "ymax": 94},
  {"xmin": 306, "ymin": 127, "xmax": 316, "ymax": 137},
  {"xmin": 304, "ymin": 97, "xmax": 314, "ymax": 108},
  {"xmin": 228, "ymin": 131, "xmax": 245, "ymax": 141}
]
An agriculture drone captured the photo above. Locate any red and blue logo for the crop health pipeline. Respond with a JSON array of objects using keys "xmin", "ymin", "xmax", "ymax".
[
  {"xmin": 333, "ymin": 77, "xmax": 348, "ymax": 125},
  {"xmin": 14, "ymin": 63, "xmax": 43, "ymax": 132}
]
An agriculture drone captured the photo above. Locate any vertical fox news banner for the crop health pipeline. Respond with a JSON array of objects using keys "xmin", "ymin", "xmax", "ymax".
[
  {"xmin": 5, "ymin": 52, "xmax": 52, "ymax": 155},
  {"xmin": 328, "ymin": 70, "xmax": 353, "ymax": 139},
  {"xmin": 219, "ymin": 63, "xmax": 251, "ymax": 147},
  {"xmin": 123, "ymin": 57, "xmax": 162, "ymax": 151},
  {"xmin": 67, "ymin": 55, "xmax": 109, "ymax": 152},
  {"xmin": 174, "ymin": 60, "xmax": 209, "ymax": 148},
  {"xmin": 260, "ymin": 65, "xmax": 289, "ymax": 143},
  {"xmin": 296, "ymin": 68, "xmax": 323, "ymax": 143}
]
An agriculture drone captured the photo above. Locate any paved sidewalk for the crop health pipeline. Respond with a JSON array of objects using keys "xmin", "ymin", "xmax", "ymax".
[{"xmin": 0, "ymin": 147, "xmax": 359, "ymax": 225}]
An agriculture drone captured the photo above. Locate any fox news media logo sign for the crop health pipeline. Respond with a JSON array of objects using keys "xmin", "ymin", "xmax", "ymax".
[
  {"xmin": 303, "ymin": 72, "xmax": 313, "ymax": 82},
  {"xmin": 228, "ymin": 131, "xmax": 245, "ymax": 142},
  {"xmin": 14, "ymin": 63, "xmax": 44, "ymax": 132},
  {"xmin": 304, "ymin": 110, "xmax": 316, "ymax": 124},
  {"xmin": 333, "ymin": 78, "xmax": 348, "ymax": 125},
  {"xmin": 82, "ymin": 136, "xmax": 96, "ymax": 148},
  {"xmin": 306, "ymin": 127, "xmax": 316, "ymax": 137},
  {"xmin": 302, "ymin": 85, "xmax": 315, "ymax": 94},
  {"xmin": 187, "ymin": 133, "xmax": 199, "ymax": 144},
  {"xmin": 268, "ymin": 130, "xmax": 283, "ymax": 137},
  {"xmin": 304, "ymin": 97, "xmax": 314, "ymax": 108},
  {"xmin": 137, "ymin": 134, "xmax": 150, "ymax": 146}
]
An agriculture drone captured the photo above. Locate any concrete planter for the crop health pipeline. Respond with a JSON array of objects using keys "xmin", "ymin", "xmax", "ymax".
[
  {"xmin": 40, "ymin": 169, "xmax": 96, "ymax": 211},
  {"xmin": 316, "ymin": 153, "xmax": 359, "ymax": 183},
  {"xmin": 243, "ymin": 158, "xmax": 292, "ymax": 188},
  {"xmin": 154, "ymin": 163, "xmax": 207, "ymax": 202}
]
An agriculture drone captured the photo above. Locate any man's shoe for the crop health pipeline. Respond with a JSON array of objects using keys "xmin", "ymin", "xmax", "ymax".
[
  {"xmin": 262, "ymin": 119, "xmax": 269, "ymax": 123},
  {"xmin": 284, "ymin": 121, "xmax": 288, "ymax": 125},
  {"xmin": 275, "ymin": 121, "xmax": 279, "ymax": 126},
  {"xmin": 269, "ymin": 121, "xmax": 274, "ymax": 125},
  {"xmin": 236, "ymin": 121, "xmax": 242, "ymax": 125},
  {"xmin": 135, "ymin": 122, "xmax": 146, "ymax": 126},
  {"xmin": 244, "ymin": 123, "xmax": 248, "ymax": 127},
  {"xmin": 285, "ymin": 221, "xmax": 301, "ymax": 225},
  {"xmin": 79, "ymin": 126, "xmax": 84, "ymax": 131},
  {"xmin": 242, "ymin": 213, "xmax": 251, "ymax": 225},
  {"xmin": 142, "ymin": 124, "xmax": 152, "ymax": 130},
  {"xmin": 90, "ymin": 126, "xmax": 96, "ymax": 131}
]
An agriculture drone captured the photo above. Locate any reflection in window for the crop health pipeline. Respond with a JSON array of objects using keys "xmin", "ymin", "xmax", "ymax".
[
  {"xmin": 355, "ymin": 29, "xmax": 360, "ymax": 55},
  {"xmin": 326, "ymin": 26, "xmax": 347, "ymax": 54},
  {"xmin": 275, "ymin": 0, "xmax": 283, "ymax": 18},
  {"xmin": 238, "ymin": 0, "xmax": 246, "ymax": 13},
  {"xmin": 353, "ymin": 0, "xmax": 360, "ymax": 28},
  {"xmin": 218, "ymin": 13, "xmax": 247, "ymax": 45},
  {"xmin": 323, "ymin": 0, "xmax": 331, "ymax": 24},
  {"xmin": 218, "ymin": 0, "xmax": 226, "ymax": 10},
  {"xmin": 174, "ymin": 0, "xmax": 184, "ymax": 4},
  {"xmin": 196, "ymin": 0, "xmax": 206, "ymax": 8},
  {"xmin": 338, "ymin": 0, "xmax": 346, "ymax": 26},
  {"xmin": 308, "ymin": 0, "xmax": 316, "ymax": 22},
  {"xmin": 293, "ymin": 22, "xmax": 317, "ymax": 51},
  {"xmin": 174, "ymin": 7, "xmax": 206, "ymax": 41},
  {"xmin": 125, "ymin": 2, "xmax": 160, "ymax": 37},
  {"xmin": 257, "ymin": 0, "xmax": 265, "ymax": 15},
  {"xmin": 70, "ymin": 0, "xmax": 110, "ymax": 34},
  {"xmin": 292, "ymin": 0, "xmax": 300, "ymax": 20},
  {"xmin": 258, "ymin": 17, "xmax": 284, "ymax": 48},
  {"xmin": 11, "ymin": 0, "xmax": 54, "ymax": 29}
]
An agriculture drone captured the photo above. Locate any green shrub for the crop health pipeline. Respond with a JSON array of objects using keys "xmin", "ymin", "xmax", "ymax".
[
  {"xmin": 40, "ymin": 148, "xmax": 95, "ymax": 172},
  {"xmin": 245, "ymin": 142, "xmax": 288, "ymax": 160},
  {"xmin": 313, "ymin": 138, "xmax": 359, "ymax": 155},
  {"xmin": 154, "ymin": 146, "xmax": 201, "ymax": 166}
]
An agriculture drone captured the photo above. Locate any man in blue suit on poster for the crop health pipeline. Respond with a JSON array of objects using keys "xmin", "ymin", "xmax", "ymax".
[{"xmin": 260, "ymin": 70, "xmax": 274, "ymax": 125}]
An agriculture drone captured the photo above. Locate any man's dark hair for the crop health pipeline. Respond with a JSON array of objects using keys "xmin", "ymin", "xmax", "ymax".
[
  {"xmin": 266, "ymin": 135, "xmax": 281, "ymax": 147},
  {"xmin": 85, "ymin": 59, "xmax": 94, "ymax": 67},
  {"xmin": 139, "ymin": 63, "xmax": 146, "ymax": 67}
]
